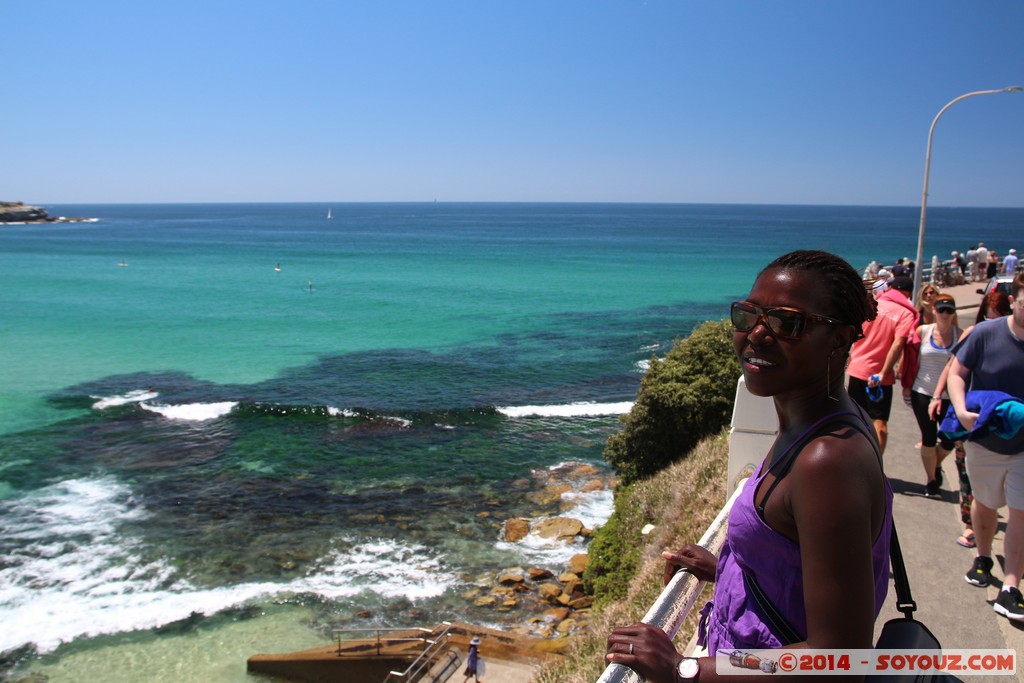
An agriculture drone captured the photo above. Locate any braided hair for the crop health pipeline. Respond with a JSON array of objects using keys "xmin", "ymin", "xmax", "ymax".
[{"xmin": 762, "ymin": 250, "xmax": 876, "ymax": 341}]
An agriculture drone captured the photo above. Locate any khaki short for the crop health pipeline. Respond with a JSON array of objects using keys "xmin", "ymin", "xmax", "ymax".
[{"xmin": 965, "ymin": 441, "xmax": 1024, "ymax": 510}]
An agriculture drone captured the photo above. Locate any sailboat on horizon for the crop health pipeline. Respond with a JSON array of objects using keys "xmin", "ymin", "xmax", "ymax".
[{"xmin": 326, "ymin": 208, "xmax": 332, "ymax": 219}]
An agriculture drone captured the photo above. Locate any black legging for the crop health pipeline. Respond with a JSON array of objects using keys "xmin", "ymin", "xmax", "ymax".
[{"xmin": 910, "ymin": 390, "xmax": 954, "ymax": 450}]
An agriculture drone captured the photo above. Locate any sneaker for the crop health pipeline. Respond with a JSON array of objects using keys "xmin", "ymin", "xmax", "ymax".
[
  {"xmin": 966, "ymin": 556, "xmax": 994, "ymax": 587},
  {"xmin": 994, "ymin": 587, "xmax": 1024, "ymax": 620},
  {"xmin": 925, "ymin": 480, "xmax": 942, "ymax": 498}
]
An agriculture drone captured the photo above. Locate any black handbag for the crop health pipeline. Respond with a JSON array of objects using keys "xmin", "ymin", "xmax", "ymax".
[{"xmin": 873, "ymin": 526, "xmax": 962, "ymax": 682}]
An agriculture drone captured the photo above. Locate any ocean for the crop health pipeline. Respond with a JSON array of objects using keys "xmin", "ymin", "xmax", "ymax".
[{"xmin": 1, "ymin": 202, "xmax": 1021, "ymax": 681}]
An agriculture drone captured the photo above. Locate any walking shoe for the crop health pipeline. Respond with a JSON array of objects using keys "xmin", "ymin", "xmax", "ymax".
[
  {"xmin": 994, "ymin": 587, "xmax": 1024, "ymax": 620},
  {"xmin": 925, "ymin": 480, "xmax": 942, "ymax": 498},
  {"xmin": 965, "ymin": 556, "xmax": 994, "ymax": 587}
]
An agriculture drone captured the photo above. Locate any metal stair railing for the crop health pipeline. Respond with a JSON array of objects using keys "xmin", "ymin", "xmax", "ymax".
[{"xmin": 383, "ymin": 623, "xmax": 458, "ymax": 683}]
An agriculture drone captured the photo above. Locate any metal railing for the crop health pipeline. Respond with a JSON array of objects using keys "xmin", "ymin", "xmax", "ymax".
[
  {"xmin": 594, "ymin": 480, "xmax": 747, "ymax": 683},
  {"xmin": 332, "ymin": 625, "xmax": 438, "ymax": 657},
  {"xmin": 383, "ymin": 623, "xmax": 458, "ymax": 683}
]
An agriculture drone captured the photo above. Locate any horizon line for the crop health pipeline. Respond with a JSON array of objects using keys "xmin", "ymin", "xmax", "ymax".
[{"xmin": 18, "ymin": 200, "xmax": 1024, "ymax": 210}]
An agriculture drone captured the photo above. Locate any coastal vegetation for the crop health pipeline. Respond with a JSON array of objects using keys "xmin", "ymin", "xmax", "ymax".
[
  {"xmin": 603, "ymin": 320, "xmax": 740, "ymax": 486},
  {"xmin": 532, "ymin": 319, "xmax": 739, "ymax": 681}
]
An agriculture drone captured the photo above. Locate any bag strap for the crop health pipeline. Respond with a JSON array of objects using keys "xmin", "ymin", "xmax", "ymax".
[
  {"xmin": 889, "ymin": 524, "xmax": 917, "ymax": 619},
  {"xmin": 743, "ymin": 527, "xmax": 915, "ymax": 644},
  {"xmin": 742, "ymin": 568, "xmax": 803, "ymax": 645}
]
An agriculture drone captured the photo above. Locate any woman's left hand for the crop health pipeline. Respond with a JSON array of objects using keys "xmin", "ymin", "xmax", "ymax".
[{"xmin": 605, "ymin": 623, "xmax": 681, "ymax": 683}]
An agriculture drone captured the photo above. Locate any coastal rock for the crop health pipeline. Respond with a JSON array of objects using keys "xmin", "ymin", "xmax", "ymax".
[
  {"xmin": 497, "ymin": 567, "xmax": 526, "ymax": 584},
  {"xmin": 533, "ymin": 517, "xmax": 583, "ymax": 540},
  {"xmin": 527, "ymin": 567, "xmax": 554, "ymax": 581},
  {"xmin": 538, "ymin": 583, "xmax": 564, "ymax": 602},
  {"xmin": 569, "ymin": 596, "xmax": 594, "ymax": 610},
  {"xmin": 528, "ymin": 484, "xmax": 571, "ymax": 506},
  {"xmin": 0, "ymin": 201, "xmax": 49, "ymax": 223},
  {"xmin": 566, "ymin": 553, "xmax": 589, "ymax": 575},
  {"xmin": 556, "ymin": 617, "xmax": 577, "ymax": 633},
  {"xmin": 560, "ymin": 575, "xmax": 581, "ymax": 595},
  {"xmin": 502, "ymin": 518, "xmax": 530, "ymax": 542},
  {"xmin": 533, "ymin": 637, "xmax": 574, "ymax": 654},
  {"xmin": 542, "ymin": 607, "xmax": 571, "ymax": 622}
]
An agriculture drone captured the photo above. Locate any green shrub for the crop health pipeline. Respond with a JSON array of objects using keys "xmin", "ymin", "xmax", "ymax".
[
  {"xmin": 604, "ymin": 319, "xmax": 740, "ymax": 485},
  {"xmin": 582, "ymin": 483, "xmax": 643, "ymax": 609}
]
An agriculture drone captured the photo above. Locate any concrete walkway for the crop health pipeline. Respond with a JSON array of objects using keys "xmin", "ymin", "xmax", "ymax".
[{"xmin": 874, "ymin": 280, "xmax": 1023, "ymax": 681}]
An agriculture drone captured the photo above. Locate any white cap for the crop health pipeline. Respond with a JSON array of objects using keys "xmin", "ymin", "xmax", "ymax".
[{"xmin": 1011, "ymin": 248, "xmax": 1017, "ymax": 254}]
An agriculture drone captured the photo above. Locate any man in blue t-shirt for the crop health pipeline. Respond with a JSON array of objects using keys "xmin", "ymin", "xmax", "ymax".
[
  {"xmin": 948, "ymin": 274, "xmax": 1024, "ymax": 621},
  {"xmin": 1003, "ymin": 248, "xmax": 1019, "ymax": 275}
]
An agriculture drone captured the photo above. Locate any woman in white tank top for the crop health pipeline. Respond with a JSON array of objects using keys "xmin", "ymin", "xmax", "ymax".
[{"xmin": 909, "ymin": 294, "xmax": 961, "ymax": 498}]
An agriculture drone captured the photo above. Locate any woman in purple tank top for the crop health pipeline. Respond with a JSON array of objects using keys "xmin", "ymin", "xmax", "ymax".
[{"xmin": 606, "ymin": 250, "xmax": 893, "ymax": 682}]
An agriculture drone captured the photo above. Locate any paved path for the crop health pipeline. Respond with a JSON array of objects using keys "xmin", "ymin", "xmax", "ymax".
[{"xmin": 874, "ymin": 280, "xmax": 1024, "ymax": 681}]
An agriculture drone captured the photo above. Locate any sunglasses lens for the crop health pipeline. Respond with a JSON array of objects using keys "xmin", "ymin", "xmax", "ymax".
[
  {"xmin": 731, "ymin": 303, "xmax": 759, "ymax": 331},
  {"xmin": 766, "ymin": 311, "xmax": 803, "ymax": 338},
  {"xmin": 732, "ymin": 302, "xmax": 809, "ymax": 338}
]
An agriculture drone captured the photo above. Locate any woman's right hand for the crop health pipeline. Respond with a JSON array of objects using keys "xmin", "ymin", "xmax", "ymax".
[{"xmin": 662, "ymin": 544, "xmax": 717, "ymax": 585}]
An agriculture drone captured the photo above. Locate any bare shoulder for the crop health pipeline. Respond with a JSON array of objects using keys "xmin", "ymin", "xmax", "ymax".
[{"xmin": 790, "ymin": 424, "xmax": 882, "ymax": 492}]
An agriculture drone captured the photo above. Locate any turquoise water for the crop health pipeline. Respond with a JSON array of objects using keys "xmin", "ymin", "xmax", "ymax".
[{"xmin": 1, "ymin": 202, "xmax": 1021, "ymax": 680}]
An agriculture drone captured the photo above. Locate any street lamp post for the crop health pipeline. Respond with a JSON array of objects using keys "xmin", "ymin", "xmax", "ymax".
[{"xmin": 912, "ymin": 86, "xmax": 1022, "ymax": 302}]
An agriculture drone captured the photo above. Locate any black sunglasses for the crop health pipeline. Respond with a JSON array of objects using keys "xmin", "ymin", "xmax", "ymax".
[{"xmin": 730, "ymin": 301, "xmax": 845, "ymax": 339}]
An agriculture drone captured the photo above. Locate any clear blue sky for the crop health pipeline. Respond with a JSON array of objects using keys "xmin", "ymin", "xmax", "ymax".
[{"xmin": 4, "ymin": 1, "xmax": 1022, "ymax": 206}]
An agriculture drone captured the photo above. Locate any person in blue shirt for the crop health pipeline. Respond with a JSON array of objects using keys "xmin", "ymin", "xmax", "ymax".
[{"xmin": 948, "ymin": 274, "xmax": 1024, "ymax": 621}]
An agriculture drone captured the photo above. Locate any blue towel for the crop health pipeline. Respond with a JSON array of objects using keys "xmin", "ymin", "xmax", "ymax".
[{"xmin": 940, "ymin": 390, "xmax": 1024, "ymax": 442}]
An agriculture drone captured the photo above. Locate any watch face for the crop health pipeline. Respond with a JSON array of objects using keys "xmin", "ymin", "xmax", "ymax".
[{"xmin": 677, "ymin": 657, "xmax": 700, "ymax": 679}]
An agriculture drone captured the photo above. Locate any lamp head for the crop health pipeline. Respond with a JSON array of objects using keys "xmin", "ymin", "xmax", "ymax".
[{"xmin": 1005, "ymin": 86, "xmax": 1023, "ymax": 92}]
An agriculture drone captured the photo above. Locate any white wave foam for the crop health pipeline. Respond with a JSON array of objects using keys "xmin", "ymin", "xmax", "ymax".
[
  {"xmin": 139, "ymin": 401, "xmax": 237, "ymax": 421},
  {"xmin": 91, "ymin": 389, "xmax": 159, "ymax": 410},
  {"xmin": 493, "ymin": 488, "xmax": 614, "ymax": 567},
  {"xmin": 497, "ymin": 401, "xmax": 633, "ymax": 418},
  {"xmin": 0, "ymin": 478, "xmax": 457, "ymax": 654},
  {"xmin": 560, "ymin": 488, "xmax": 614, "ymax": 530},
  {"xmin": 494, "ymin": 525, "xmax": 590, "ymax": 566},
  {"xmin": 302, "ymin": 538, "xmax": 457, "ymax": 600},
  {"xmin": 326, "ymin": 406, "xmax": 357, "ymax": 417}
]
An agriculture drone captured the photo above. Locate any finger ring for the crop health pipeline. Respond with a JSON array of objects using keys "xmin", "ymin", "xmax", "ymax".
[{"xmin": 629, "ymin": 643, "xmax": 634, "ymax": 654}]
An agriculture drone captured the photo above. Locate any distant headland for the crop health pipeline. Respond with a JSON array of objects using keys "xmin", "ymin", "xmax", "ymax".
[{"xmin": 0, "ymin": 201, "xmax": 98, "ymax": 224}]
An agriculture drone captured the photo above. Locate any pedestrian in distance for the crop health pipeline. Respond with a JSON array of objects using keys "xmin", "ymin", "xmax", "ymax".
[
  {"xmin": 907, "ymin": 294, "xmax": 962, "ymax": 498},
  {"xmin": 463, "ymin": 637, "xmax": 483, "ymax": 682},
  {"xmin": 847, "ymin": 275, "xmax": 918, "ymax": 454}
]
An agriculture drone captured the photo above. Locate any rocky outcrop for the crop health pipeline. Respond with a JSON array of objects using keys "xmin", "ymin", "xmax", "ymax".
[
  {"xmin": 0, "ymin": 202, "xmax": 50, "ymax": 223},
  {"xmin": 460, "ymin": 558, "xmax": 595, "ymax": 640},
  {"xmin": 0, "ymin": 201, "xmax": 97, "ymax": 224}
]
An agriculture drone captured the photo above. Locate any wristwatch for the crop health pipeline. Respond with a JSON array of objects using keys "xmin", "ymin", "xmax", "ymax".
[{"xmin": 676, "ymin": 657, "xmax": 700, "ymax": 680}]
